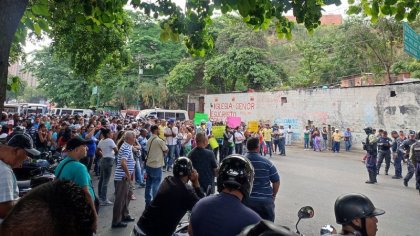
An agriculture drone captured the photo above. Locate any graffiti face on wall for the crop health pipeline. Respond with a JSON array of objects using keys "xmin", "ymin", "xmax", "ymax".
[{"xmin": 376, "ymin": 88, "xmax": 420, "ymax": 130}]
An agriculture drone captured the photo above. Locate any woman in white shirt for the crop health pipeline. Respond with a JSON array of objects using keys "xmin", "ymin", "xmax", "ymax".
[{"xmin": 97, "ymin": 128, "xmax": 118, "ymax": 205}]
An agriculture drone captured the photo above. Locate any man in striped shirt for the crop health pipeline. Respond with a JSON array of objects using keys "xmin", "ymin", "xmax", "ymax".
[
  {"xmin": 243, "ymin": 137, "xmax": 280, "ymax": 222},
  {"xmin": 112, "ymin": 131, "xmax": 136, "ymax": 228}
]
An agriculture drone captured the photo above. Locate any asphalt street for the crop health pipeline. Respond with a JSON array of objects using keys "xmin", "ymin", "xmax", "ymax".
[{"xmin": 96, "ymin": 146, "xmax": 420, "ymax": 236}]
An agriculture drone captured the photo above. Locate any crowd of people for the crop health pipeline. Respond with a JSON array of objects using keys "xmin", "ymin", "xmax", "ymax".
[{"xmin": 0, "ymin": 111, "xmax": 417, "ymax": 236}]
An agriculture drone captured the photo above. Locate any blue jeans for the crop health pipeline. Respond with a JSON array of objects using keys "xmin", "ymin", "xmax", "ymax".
[
  {"xmin": 261, "ymin": 141, "xmax": 272, "ymax": 157},
  {"xmin": 135, "ymin": 158, "xmax": 145, "ymax": 185},
  {"xmin": 304, "ymin": 138, "xmax": 309, "ymax": 149},
  {"xmin": 243, "ymin": 198, "xmax": 275, "ymax": 222},
  {"xmin": 278, "ymin": 138, "xmax": 286, "ymax": 155},
  {"xmin": 165, "ymin": 145, "xmax": 176, "ymax": 170},
  {"xmin": 145, "ymin": 166, "xmax": 162, "ymax": 206},
  {"xmin": 323, "ymin": 139, "xmax": 328, "ymax": 150},
  {"xmin": 345, "ymin": 140, "xmax": 352, "ymax": 151},
  {"xmin": 98, "ymin": 157, "xmax": 114, "ymax": 201},
  {"xmin": 332, "ymin": 141, "xmax": 340, "ymax": 152},
  {"xmin": 394, "ymin": 151, "xmax": 403, "ymax": 177}
]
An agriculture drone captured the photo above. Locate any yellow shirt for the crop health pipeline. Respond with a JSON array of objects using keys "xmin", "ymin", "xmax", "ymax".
[
  {"xmin": 159, "ymin": 125, "xmax": 166, "ymax": 140},
  {"xmin": 262, "ymin": 128, "xmax": 273, "ymax": 141},
  {"xmin": 332, "ymin": 132, "xmax": 342, "ymax": 142}
]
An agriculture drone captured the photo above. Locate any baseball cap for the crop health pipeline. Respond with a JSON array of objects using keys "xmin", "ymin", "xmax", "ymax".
[
  {"xmin": 65, "ymin": 137, "xmax": 92, "ymax": 151},
  {"xmin": 7, "ymin": 133, "xmax": 40, "ymax": 156},
  {"xmin": 168, "ymin": 118, "xmax": 175, "ymax": 123},
  {"xmin": 409, "ymin": 130, "xmax": 416, "ymax": 135}
]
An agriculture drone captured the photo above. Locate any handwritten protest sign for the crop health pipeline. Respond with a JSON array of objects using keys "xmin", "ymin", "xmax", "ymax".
[
  {"xmin": 248, "ymin": 121, "xmax": 259, "ymax": 132},
  {"xmin": 194, "ymin": 113, "xmax": 209, "ymax": 125},
  {"xmin": 227, "ymin": 116, "xmax": 241, "ymax": 128},
  {"xmin": 212, "ymin": 126, "xmax": 225, "ymax": 138}
]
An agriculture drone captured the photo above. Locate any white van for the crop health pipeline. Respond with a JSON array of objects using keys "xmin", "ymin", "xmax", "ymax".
[
  {"xmin": 136, "ymin": 109, "xmax": 189, "ymax": 121},
  {"xmin": 51, "ymin": 108, "xmax": 93, "ymax": 117}
]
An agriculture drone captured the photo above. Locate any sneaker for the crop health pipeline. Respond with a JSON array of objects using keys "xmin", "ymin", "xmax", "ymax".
[
  {"xmin": 100, "ymin": 200, "xmax": 113, "ymax": 206},
  {"xmin": 403, "ymin": 179, "xmax": 408, "ymax": 187},
  {"xmin": 137, "ymin": 183, "xmax": 146, "ymax": 188}
]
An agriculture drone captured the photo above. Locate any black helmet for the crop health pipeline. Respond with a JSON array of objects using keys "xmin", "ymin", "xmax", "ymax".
[
  {"xmin": 173, "ymin": 157, "xmax": 193, "ymax": 177},
  {"xmin": 363, "ymin": 127, "xmax": 373, "ymax": 135},
  {"xmin": 217, "ymin": 154, "xmax": 254, "ymax": 197},
  {"xmin": 334, "ymin": 193, "xmax": 385, "ymax": 224}
]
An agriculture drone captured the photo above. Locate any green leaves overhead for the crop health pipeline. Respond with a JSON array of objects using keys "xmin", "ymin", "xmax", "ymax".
[
  {"xmin": 348, "ymin": 0, "xmax": 419, "ymax": 23},
  {"xmin": 134, "ymin": 0, "xmax": 342, "ymax": 56}
]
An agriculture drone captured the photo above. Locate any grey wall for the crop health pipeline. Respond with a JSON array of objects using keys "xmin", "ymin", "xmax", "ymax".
[{"xmin": 204, "ymin": 82, "xmax": 420, "ymax": 146}]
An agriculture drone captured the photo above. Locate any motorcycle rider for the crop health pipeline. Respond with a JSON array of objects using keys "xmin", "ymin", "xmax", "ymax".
[
  {"xmin": 134, "ymin": 157, "xmax": 205, "ymax": 236},
  {"xmin": 363, "ymin": 127, "xmax": 378, "ymax": 184},
  {"xmin": 0, "ymin": 133, "xmax": 40, "ymax": 222},
  {"xmin": 376, "ymin": 131, "xmax": 392, "ymax": 175},
  {"xmin": 188, "ymin": 154, "xmax": 261, "ymax": 236},
  {"xmin": 408, "ymin": 133, "xmax": 420, "ymax": 194},
  {"xmin": 400, "ymin": 130, "xmax": 417, "ymax": 187},
  {"xmin": 334, "ymin": 193, "xmax": 385, "ymax": 236}
]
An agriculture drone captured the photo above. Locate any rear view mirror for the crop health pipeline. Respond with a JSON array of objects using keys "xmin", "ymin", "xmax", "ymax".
[{"xmin": 298, "ymin": 206, "xmax": 314, "ymax": 219}]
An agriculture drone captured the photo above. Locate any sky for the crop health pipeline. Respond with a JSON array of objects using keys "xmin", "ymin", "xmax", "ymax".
[{"xmin": 24, "ymin": 0, "xmax": 349, "ymax": 53}]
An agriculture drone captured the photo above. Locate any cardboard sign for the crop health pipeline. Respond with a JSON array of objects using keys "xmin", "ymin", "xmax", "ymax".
[
  {"xmin": 212, "ymin": 126, "xmax": 225, "ymax": 138},
  {"xmin": 194, "ymin": 113, "xmax": 209, "ymax": 125},
  {"xmin": 227, "ymin": 116, "xmax": 241, "ymax": 128},
  {"xmin": 248, "ymin": 121, "xmax": 259, "ymax": 133}
]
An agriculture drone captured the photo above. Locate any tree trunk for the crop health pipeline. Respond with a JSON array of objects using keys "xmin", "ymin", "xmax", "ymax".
[{"xmin": 0, "ymin": 0, "xmax": 29, "ymax": 111}]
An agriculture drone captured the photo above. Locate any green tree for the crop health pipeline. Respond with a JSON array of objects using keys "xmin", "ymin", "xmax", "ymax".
[{"xmin": 26, "ymin": 48, "xmax": 92, "ymax": 107}]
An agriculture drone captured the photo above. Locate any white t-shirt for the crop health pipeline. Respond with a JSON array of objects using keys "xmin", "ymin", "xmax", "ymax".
[
  {"xmin": 234, "ymin": 131, "xmax": 245, "ymax": 144},
  {"xmin": 97, "ymin": 138, "xmax": 117, "ymax": 158},
  {"xmin": 0, "ymin": 160, "xmax": 19, "ymax": 223},
  {"xmin": 164, "ymin": 126, "xmax": 179, "ymax": 145}
]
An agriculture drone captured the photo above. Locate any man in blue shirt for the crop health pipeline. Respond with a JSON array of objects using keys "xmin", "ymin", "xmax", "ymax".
[
  {"xmin": 243, "ymin": 137, "xmax": 280, "ymax": 221},
  {"xmin": 189, "ymin": 155, "xmax": 261, "ymax": 236},
  {"xmin": 54, "ymin": 137, "xmax": 97, "ymax": 233}
]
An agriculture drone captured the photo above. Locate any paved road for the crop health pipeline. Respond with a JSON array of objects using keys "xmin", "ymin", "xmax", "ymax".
[{"xmin": 96, "ymin": 146, "xmax": 420, "ymax": 236}]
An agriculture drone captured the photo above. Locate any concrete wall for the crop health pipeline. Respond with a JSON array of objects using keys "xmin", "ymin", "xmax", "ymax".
[{"xmin": 203, "ymin": 82, "xmax": 420, "ymax": 146}]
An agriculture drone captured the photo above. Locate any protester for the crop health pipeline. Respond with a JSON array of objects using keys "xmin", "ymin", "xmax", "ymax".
[
  {"xmin": 0, "ymin": 180, "xmax": 96, "ymax": 236},
  {"xmin": 188, "ymin": 133, "xmax": 218, "ymax": 193},
  {"xmin": 332, "ymin": 129, "xmax": 343, "ymax": 153},
  {"xmin": 0, "ymin": 133, "xmax": 40, "ymax": 222},
  {"xmin": 343, "ymin": 128, "xmax": 352, "ymax": 151},
  {"xmin": 112, "ymin": 131, "xmax": 136, "ymax": 228},
  {"xmin": 189, "ymin": 155, "xmax": 261, "ymax": 236},
  {"xmin": 145, "ymin": 125, "xmax": 168, "ymax": 206},
  {"xmin": 96, "ymin": 128, "xmax": 118, "ymax": 206},
  {"xmin": 243, "ymin": 138, "xmax": 280, "ymax": 221},
  {"xmin": 54, "ymin": 137, "xmax": 98, "ymax": 231},
  {"xmin": 134, "ymin": 157, "xmax": 205, "ymax": 236}
]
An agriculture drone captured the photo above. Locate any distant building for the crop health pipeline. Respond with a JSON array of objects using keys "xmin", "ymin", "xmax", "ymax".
[
  {"xmin": 340, "ymin": 72, "xmax": 412, "ymax": 88},
  {"xmin": 8, "ymin": 63, "xmax": 38, "ymax": 88},
  {"xmin": 285, "ymin": 14, "xmax": 343, "ymax": 25}
]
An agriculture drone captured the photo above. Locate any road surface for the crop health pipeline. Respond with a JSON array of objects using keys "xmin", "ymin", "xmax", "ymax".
[{"xmin": 96, "ymin": 146, "xmax": 420, "ymax": 236}]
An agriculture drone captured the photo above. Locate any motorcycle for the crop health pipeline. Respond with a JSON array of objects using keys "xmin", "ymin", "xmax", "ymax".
[
  {"xmin": 13, "ymin": 152, "xmax": 62, "ymax": 197},
  {"xmin": 175, "ymin": 206, "xmax": 316, "ymax": 236}
]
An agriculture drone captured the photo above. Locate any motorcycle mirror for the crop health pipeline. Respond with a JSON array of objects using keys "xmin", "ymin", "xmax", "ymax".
[{"xmin": 297, "ymin": 206, "xmax": 314, "ymax": 219}]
